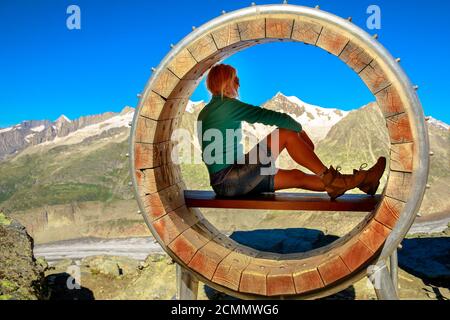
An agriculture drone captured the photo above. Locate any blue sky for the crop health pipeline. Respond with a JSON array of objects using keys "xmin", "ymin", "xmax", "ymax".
[{"xmin": 0, "ymin": 0, "xmax": 449, "ymax": 127}]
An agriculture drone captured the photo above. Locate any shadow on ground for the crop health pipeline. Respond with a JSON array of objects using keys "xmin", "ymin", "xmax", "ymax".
[
  {"xmin": 45, "ymin": 272, "xmax": 95, "ymax": 300},
  {"xmin": 399, "ymin": 236, "xmax": 450, "ymax": 299}
]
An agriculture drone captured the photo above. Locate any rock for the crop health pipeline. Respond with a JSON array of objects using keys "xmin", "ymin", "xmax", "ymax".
[
  {"xmin": 112, "ymin": 254, "xmax": 176, "ymax": 300},
  {"xmin": 81, "ymin": 256, "xmax": 140, "ymax": 277},
  {"xmin": 0, "ymin": 213, "xmax": 46, "ymax": 300}
]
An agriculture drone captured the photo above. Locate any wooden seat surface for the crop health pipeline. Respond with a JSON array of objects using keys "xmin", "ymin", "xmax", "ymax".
[{"xmin": 184, "ymin": 190, "xmax": 381, "ymax": 212}]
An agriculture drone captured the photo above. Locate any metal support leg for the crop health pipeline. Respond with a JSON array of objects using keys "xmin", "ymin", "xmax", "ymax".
[
  {"xmin": 367, "ymin": 260, "xmax": 399, "ymax": 300},
  {"xmin": 389, "ymin": 249, "xmax": 399, "ymax": 295},
  {"xmin": 176, "ymin": 263, "xmax": 199, "ymax": 300}
]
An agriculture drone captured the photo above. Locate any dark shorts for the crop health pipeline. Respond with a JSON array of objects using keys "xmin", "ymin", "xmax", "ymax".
[{"xmin": 209, "ymin": 143, "xmax": 275, "ymax": 197}]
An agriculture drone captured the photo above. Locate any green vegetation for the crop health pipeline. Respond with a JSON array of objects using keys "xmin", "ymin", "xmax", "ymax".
[{"xmin": 0, "ymin": 212, "xmax": 11, "ymax": 226}]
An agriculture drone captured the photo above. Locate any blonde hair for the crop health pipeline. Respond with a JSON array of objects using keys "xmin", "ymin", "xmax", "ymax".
[{"xmin": 206, "ymin": 64, "xmax": 238, "ymax": 99}]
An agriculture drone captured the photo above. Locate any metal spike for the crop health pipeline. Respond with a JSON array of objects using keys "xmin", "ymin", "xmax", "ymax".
[
  {"xmin": 192, "ymin": 26, "xmax": 196, "ymax": 30},
  {"xmin": 151, "ymin": 67, "xmax": 156, "ymax": 72},
  {"xmin": 413, "ymin": 85, "xmax": 419, "ymax": 91},
  {"xmin": 128, "ymin": 181, "xmax": 133, "ymax": 186},
  {"xmin": 221, "ymin": 10, "xmax": 226, "ymax": 14},
  {"xmin": 426, "ymin": 184, "xmax": 431, "ymax": 189},
  {"xmin": 125, "ymin": 153, "xmax": 130, "ymax": 158},
  {"xmin": 170, "ymin": 43, "xmax": 174, "ymax": 48},
  {"xmin": 283, "ymin": 0, "xmax": 288, "ymax": 4},
  {"xmin": 137, "ymin": 210, "xmax": 142, "ymax": 215},
  {"xmin": 429, "ymin": 151, "xmax": 434, "ymax": 156},
  {"xmin": 137, "ymin": 93, "xmax": 142, "ymax": 98},
  {"xmin": 398, "ymin": 244, "xmax": 403, "ymax": 250},
  {"xmin": 425, "ymin": 116, "xmax": 430, "ymax": 121},
  {"xmin": 251, "ymin": 2, "xmax": 256, "ymax": 6},
  {"xmin": 347, "ymin": 17, "xmax": 352, "ymax": 22},
  {"xmin": 315, "ymin": 5, "xmax": 320, "ymax": 9},
  {"xmin": 417, "ymin": 213, "xmax": 422, "ymax": 217},
  {"xmin": 395, "ymin": 57, "xmax": 401, "ymax": 63},
  {"xmin": 128, "ymin": 121, "xmax": 132, "ymax": 127},
  {"xmin": 372, "ymin": 34, "xmax": 379, "ymax": 39}
]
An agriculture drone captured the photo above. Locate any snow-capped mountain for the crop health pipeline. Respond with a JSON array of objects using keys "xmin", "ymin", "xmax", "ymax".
[
  {"xmin": 0, "ymin": 107, "xmax": 134, "ymax": 160},
  {"xmin": 244, "ymin": 92, "xmax": 349, "ymax": 143},
  {"xmin": 427, "ymin": 116, "xmax": 449, "ymax": 131}
]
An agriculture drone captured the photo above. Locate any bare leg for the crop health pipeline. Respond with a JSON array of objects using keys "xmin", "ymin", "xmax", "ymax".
[
  {"xmin": 265, "ymin": 128, "xmax": 327, "ymax": 175},
  {"xmin": 274, "ymin": 169, "xmax": 326, "ymax": 191}
]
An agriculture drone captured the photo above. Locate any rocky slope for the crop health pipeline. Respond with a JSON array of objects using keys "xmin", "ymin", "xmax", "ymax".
[{"xmin": 0, "ymin": 212, "xmax": 46, "ymax": 300}]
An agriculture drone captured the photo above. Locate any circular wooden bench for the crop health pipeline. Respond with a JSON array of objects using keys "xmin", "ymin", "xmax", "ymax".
[{"xmin": 129, "ymin": 4, "xmax": 429, "ymax": 299}]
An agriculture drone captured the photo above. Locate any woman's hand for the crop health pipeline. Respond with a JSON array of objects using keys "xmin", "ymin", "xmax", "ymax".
[{"xmin": 299, "ymin": 130, "xmax": 315, "ymax": 150}]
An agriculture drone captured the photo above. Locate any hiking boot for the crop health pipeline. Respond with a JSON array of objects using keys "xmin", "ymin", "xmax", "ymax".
[
  {"xmin": 353, "ymin": 157, "xmax": 387, "ymax": 196},
  {"xmin": 321, "ymin": 165, "xmax": 367, "ymax": 200}
]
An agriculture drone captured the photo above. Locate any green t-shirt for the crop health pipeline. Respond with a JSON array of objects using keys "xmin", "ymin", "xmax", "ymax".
[{"xmin": 197, "ymin": 95, "xmax": 302, "ymax": 175}]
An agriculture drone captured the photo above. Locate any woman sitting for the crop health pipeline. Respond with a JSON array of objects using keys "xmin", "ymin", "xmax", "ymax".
[{"xmin": 197, "ymin": 64, "xmax": 386, "ymax": 200}]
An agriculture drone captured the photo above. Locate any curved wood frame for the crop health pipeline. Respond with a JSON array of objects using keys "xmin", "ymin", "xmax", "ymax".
[{"xmin": 129, "ymin": 4, "xmax": 429, "ymax": 299}]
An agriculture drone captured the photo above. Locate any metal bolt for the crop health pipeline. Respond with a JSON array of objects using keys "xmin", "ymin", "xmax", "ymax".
[
  {"xmin": 221, "ymin": 10, "xmax": 226, "ymax": 14},
  {"xmin": 192, "ymin": 26, "xmax": 196, "ymax": 30},
  {"xmin": 137, "ymin": 93, "xmax": 142, "ymax": 98},
  {"xmin": 170, "ymin": 43, "xmax": 174, "ymax": 48},
  {"xmin": 396, "ymin": 58, "xmax": 401, "ymax": 63},
  {"xmin": 425, "ymin": 116, "xmax": 431, "ymax": 121},
  {"xmin": 426, "ymin": 184, "xmax": 431, "ymax": 189},
  {"xmin": 151, "ymin": 67, "xmax": 156, "ymax": 72},
  {"xmin": 372, "ymin": 34, "xmax": 379, "ymax": 39},
  {"xmin": 251, "ymin": 2, "xmax": 256, "ymax": 6},
  {"xmin": 413, "ymin": 85, "xmax": 419, "ymax": 91},
  {"xmin": 125, "ymin": 153, "xmax": 130, "ymax": 158},
  {"xmin": 137, "ymin": 210, "xmax": 142, "ymax": 215},
  {"xmin": 417, "ymin": 213, "xmax": 422, "ymax": 217},
  {"xmin": 128, "ymin": 121, "xmax": 132, "ymax": 127},
  {"xmin": 398, "ymin": 244, "xmax": 403, "ymax": 250},
  {"xmin": 347, "ymin": 17, "xmax": 352, "ymax": 22},
  {"xmin": 315, "ymin": 5, "xmax": 320, "ymax": 9},
  {"xmin": 283, "ymin": 0, "xmax": 288, "ymax": 4},
  {"xmin": 429, "ymin": 151, "xmax": 434, "ymax": 156},
  {"xmin": 128, "ymin": 181, "xmax": 133, "ymax": 186}
]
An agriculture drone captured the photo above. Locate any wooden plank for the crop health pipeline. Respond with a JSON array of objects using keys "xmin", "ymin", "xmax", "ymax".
[
  {"xmin": 390, "ymin": 143, "xmax": 414, "ymax": 172},
  {"xmin": 385, "ymin": 171, "xmax": 412, "ymax": 202},
  {"xmin": 167, "ymin": 48, "xmax": 197, "ymax": 79},
  {"xmin": 158, "ymin": 98, "xmax": 188, "ymax": 120},
  {"xmin": 266, "ymin": 263, "xmax": 296, "ymax": 296},
  {"xmin": 135, "ymin": 116, "xmax": 157, "ymax": 144},
  {"xmin": 134, "ymin": 141, "xmax": 172, "ymax": 170},
  {"xmin": 237, "ymin": 18, "xmax": 266, "ymax": 41},
  {"xmin": 212, "ymin": 249, "xmax": 253, "ymax": 291},
  {"xmin": 316, "ymin": 27, "xmax": 349, "ymax": 56},
  {"xmin": 141, "ymin": 182, "xmax": 186, "ymax": 221},
  {"xmin": 136, "ymin": 164, "xmax": 182, "ymax": 194},
  {"xmin": 211, "ymin": 24, "xmax": 241, "ymax": 49},
  {"xmin": 187, "ymin": 34, "xmax": 218, "ymax": 62},
  {"xmin": 292, "ymin": 268, "xmax": 324, "ymax": 294},
  {"xmin": 151, "ymin": 68, "xmax": 180, "ymax": 99},
  {"xmin": 291, "ymin": 18, "xmax": 322, "ymax": 45},
  {"xmin": 152, "ymin": 206, "xmax": 200, "ymax": 245},
  {"xmin": 376, "ymin": 85, "xmax": 405, "ymax": 118},
  {"xmin": 184, "ymin": 190, "xmax": 381, "ymax": 212},
  {"xmin": 265, "ymin": 18, "xmax": 294, "ymax": 39},
  {"xmin": 359, "ymin": 60, "xmax": 391, "ymax": 94},
  {"xmin": 339, "ymin": 239, "xmax": 374, "ymax": 272},
  {"xmin": 240, "ymin": 258, "xmax": 280, "ymax": 295},
  {"xmin": 188, "ymin": 235, "xmax": 234, "ymax": 280},
  {"xmin": 140, "ymin": 91, "xmax": 166, "ymax": 120},
  {"xmin": 339, "ymin": 41, "xmax": 373, "ymax": 73},
  {"xmin": 154, "ymin": 119, "xmax": 173, "ymax": 143},
  {"xmin": 317, "ymin": 255, "xmax": 351, "ymax": 286},
  {"xmin": 168, "ymin": 79, "xmax": 200, "ymax": 99},
  {"xmin": 374, "ymin": 196, "xmax": 403, "ymax": 229},
  {"xmin": 358, "ymin": 219, "xmax": 391, "ymax": 252},
  {"xmin": 168, "ymin": 220, "xmax": 216, "ymax": 265},
  {"xmin": 386, "ymin": 113, "xmax": 413, "ymax": 144}
]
